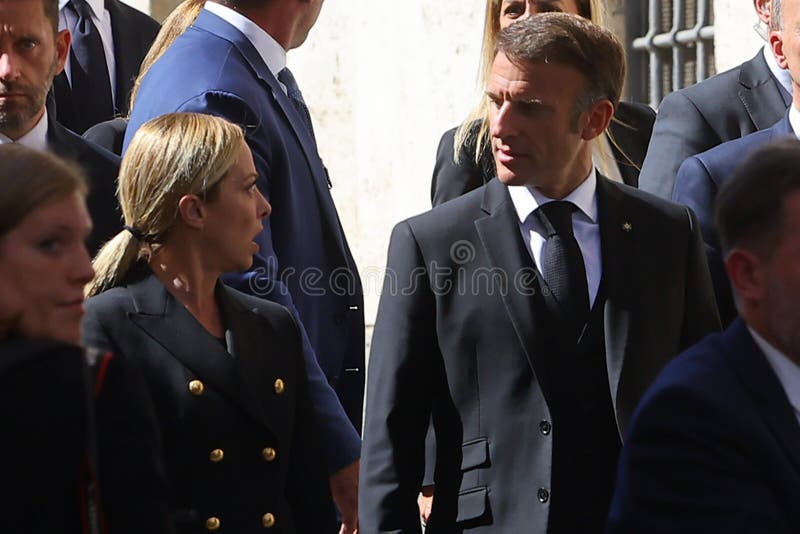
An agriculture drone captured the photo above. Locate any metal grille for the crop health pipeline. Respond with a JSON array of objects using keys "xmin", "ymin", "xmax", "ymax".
[{"xmin": 628, "ymin": 0, "xmax": 715, "ymax": 107}]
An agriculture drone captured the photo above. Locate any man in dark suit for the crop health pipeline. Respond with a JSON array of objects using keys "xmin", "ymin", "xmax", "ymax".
[
  {"xmin": 52, "ymin": 0, "xmax": 159, "ymax": 133},
  {"xmin": 672, "ymin": 0, "xmax": 799, "ymax": 327},
  {"xmin": 608, "ymin": 139, "xmax": 800, "ymax": 534},
  {"xmin": 0, "ymin": 0, "xmax": 120, "ymax": 253},
  {"xmin": 360, "ymin": 14, "xmax": 720, "ymax": 533},
  {"xmin": 639, "ymin": 0, "xmax": 790, "ymax": 199},
  {"xmin": 124, "ymin": 1, "xmax": 362, "ymax": 530}
]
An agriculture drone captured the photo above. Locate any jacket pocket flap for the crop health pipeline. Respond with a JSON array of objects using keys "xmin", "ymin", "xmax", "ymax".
[
  {"xmin": 456, "ymin": 486, "xmax": 488, "ymax": 523},
  {"xmin": 461, "ymin": 437, "xmax": 489, "ymax": 471}
]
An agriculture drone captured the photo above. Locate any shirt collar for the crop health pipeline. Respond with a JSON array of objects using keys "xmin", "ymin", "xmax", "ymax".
[
  {"xmin": 789, "ymin": 104, "xmax": 800, "ymax": 138},
  {"xmin": 0, "ymin": 109, "xmax": 49, "ymax": 151},
  {"xmin": 59, "ymin": 0, "xmax": 105, "ymax": 17},
  {"xmin": 763, "ymin": 44, "xmax": 794, "ymax": 98},
  {"xmin": 204, "ymin": 1, "xmax": 286, "ymax": 78},
  {"xmin": 507, "ymin": 167, "xmax": 598, "ymax": 225},
  {"xmin": 748, "ymin": 326, "xmax": 800, "ymax": 418}
]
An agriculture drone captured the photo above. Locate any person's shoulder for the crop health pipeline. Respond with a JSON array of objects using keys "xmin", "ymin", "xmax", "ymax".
[
  {"xmin": 605, "ymin": 178, "xmax": 692, "ymax": 226},
  {"xmin": 409, "ymin": 182, "xmax": 487, "ymax": 231},
  {"xmin": 224, "ymin": 286, "xmax": 295, "ymax": 325},
  {"xmin": 665, "ymin": 60, "xmax": 745, "ymax": 109},
  {"xmin": 51, "ymin": 122, "xmax": 120, "ymax": 168},
  {"xmin": 107, "ymin": 0, "xmax": 160, "ymax": 34},
  {"xmin": 85, "ymin": 286, "xmax": 135, "ymax": 317}
]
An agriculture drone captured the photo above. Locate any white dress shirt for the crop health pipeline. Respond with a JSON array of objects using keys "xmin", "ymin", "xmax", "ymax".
[
  {"xmin": 748, "ymin": 327, "xmax": 800, "ymax": 425},
  {"xmin": 788, "ymin": 103, "xmax": 800, "ymax": 137},
  {"xmin": 508, "ymin": 169, "xmax": 602, "ymax": 307},
  {"xmin": 203, "ymin": 2, "xmax": 290, "ymax": 95},
  {"xmin": 764, "ymin": 43, "xmax": 793, "ymax": 99},
  {"xmin": 58, "ymin": 0, "xmax": 117, "ymax": 106},
  {"xmin": 0, "ymin": 110, "xmax": 49, "ymax": 151}
]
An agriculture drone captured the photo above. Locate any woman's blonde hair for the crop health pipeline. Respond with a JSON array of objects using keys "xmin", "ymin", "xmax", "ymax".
[
  {"xmin": 86, "ymin": 112, "xmax": 245, "ymax": 297},
  {"xmin": 0, "ymin": 144, "xmax": 87, "ymax": 238},
  {"xmin": 454, "ymin": 0, "xmax": 606, "ymax": 166},
  {"xmin": 129, "ymin": 0, "xmax": 204, "ymax": 110}
]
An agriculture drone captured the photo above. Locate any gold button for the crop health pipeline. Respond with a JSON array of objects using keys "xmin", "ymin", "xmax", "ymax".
[
  {"xmin": 205, "ymin": 517, "xmax": 220, "ymax": 531},
  {"xmin": 209, "ymin": 449, "xmax": 224, "ymax": 462},
  {"xmin": 189, "ymin": 380, "xmax": 205, "ymax": 396},
  {"xmin": 273, "ymin": 378, "xmax": 285, "ymax": 395},
  {"xmin": 262, "ymin": 513, "xmax": 276, "ymax": 528},
  {"xmin": 262, "ymin": 447, "xmax": 277, "ymax": 462}
]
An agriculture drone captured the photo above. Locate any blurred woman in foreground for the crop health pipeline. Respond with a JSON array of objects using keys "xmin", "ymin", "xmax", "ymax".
[
  {"xmin": 84, "ymin": 112, "xmax": 336, "ymax": 533},
  {"xmin": 0, "ymin": 144, "xmax": 170, "ymax": 533}
]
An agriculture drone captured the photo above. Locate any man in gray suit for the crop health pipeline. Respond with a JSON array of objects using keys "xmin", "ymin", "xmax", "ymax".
[
  {"xmin": 639, "ymin": 0, "xmax": 790, "ymax": 199},
  {"xmin": 360, "ymin": 14, "xmax": 720, "ymax": 533}
]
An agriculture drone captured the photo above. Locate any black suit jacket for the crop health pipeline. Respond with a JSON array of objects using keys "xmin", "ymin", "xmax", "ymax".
[
  {"xmin": 639, "ymin": 50, "xmax": 790, "ymax": 199},
  {"xmin": 0, "ymin": 338, "xmax": 171, "ymax": 534},
  {"xmin": 48, "ymin": 118, "xmax": 121, "ymax": 254},
  {"xmin": 430, "ymin": 101, "xmax": 655, "ymax": 206},
  {"xmin": 672, "ymin": 113, "xmax": 794, "ymax": 327},
  {"xmin": 360, "ymin": 177, "xmax": 720, "ymax": 532},
  {"xmin": 83, "ymin": 116, "xmax": 128, "ymax": 156},
  {"xmin": 608, "ymin": 319, "xmax": 800, "ymax": 533},
  {"xmin": 53, "ymin": 0, "xmax": 160, "ymax": 132},
  {"xmin": 82, "ymin": 273, "xmax": 337, "ymax": 533}
]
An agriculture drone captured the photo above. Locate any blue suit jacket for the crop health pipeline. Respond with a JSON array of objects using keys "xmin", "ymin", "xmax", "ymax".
[
  {"xmin": 672, "ymin": 114, "xmax": 794, "ymax": 326},
  {"xmin": 608, "ymin": 319, "xmax": 800, "ymax": 533},
  {"xmin": 124, "ymin": 10, "xmax": 363, "ymax": 471}
]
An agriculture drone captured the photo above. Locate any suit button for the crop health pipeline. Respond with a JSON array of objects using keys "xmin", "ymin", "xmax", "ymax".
[
  {"xmin": 209, "ymin": 449, "xmax": 224, "ymax": 463},
  {"xmin": 537, "ymin": 488, "xmax": 550, "ymax": 503},
  {"xmin": 188, "ymin": 380, "xmax": 205, "ymax": 396},
  {"xmin": 205, "ymin": 517, "xmax": 221, "ymax": 531},
  {"xmin": 539, "ymin": 420, "xmax": 552, "ymax": 435},
  {"xmin": 262, "ymin": 512, "xmax": 276, "ymax": 528},
  {"xmin": 262, "ymin": 447, "xmax": 277, "ymax": 462},
  {"xmin": 274, "ymin": 378, "xmax": 285, "ymax": 395}
]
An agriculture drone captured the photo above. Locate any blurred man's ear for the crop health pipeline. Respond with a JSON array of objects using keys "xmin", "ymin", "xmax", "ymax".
[
  {"xmin": 54, "ymin": 30, "xmax": 71, "ymax": 76},
  {"xmin": 725, "ymin": 248, "xmax": 767, "ymax": 307},
  {"xmin": 754, "ymin": 0, "xmax": 772, "ymax": 27},
  {"xmin": 579, "ymin": 99, "xmax": 614, "ymax": 142}
]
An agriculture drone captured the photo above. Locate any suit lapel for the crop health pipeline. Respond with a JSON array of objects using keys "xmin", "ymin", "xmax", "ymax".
[
  {"xmin": 192, "ymin": 10, "xmax": 349, "ymax": 256},
  {"xmin": 106, "ymin": 0, "xmax": 136, "ymax": 115},
  {"xmin": 217, "ymin": 286, "xmax": 292, "ymax": 439},
  {"xmin": 595, "ymin": 176, "xmax": 636, "ymax": 419},
  {"xmin": 726, "ymin": 320, "xmax": 800, "ymax": 477},
  {"xmin": 475, "ymin": 180, "xmax": 548, "ymax": 381},
  {"xmin": 738, "ymin": 51, "xmax": 789, "ymax": 131},
  {"xmin": 127, "ymin": 275, "xmax": 269, "ymax": 427}
]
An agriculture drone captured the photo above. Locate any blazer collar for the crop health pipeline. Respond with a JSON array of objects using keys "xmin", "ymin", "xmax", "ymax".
[
  {"xmin": 739, "ymin": 49, "xmax": 790, "ymax": 131},
  {"xmin": 725, "ymin": 318, "xmax": 800, "ymax": 476},
  {"xmin": 127, "ymin": 274, "xmax": 276, "ymax": 429}
]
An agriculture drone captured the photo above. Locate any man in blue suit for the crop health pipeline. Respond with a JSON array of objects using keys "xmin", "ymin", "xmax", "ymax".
[
  {"xmin": 608, "ymin": 138, "xmax": 800, "ymax": 533},
  {"xmin": 672, "ymin": 0, "xmax": 800, "ymax": 326},
  {"xmin": 124, "ymin": 1, "xmax": 363, "ymax": 531}
]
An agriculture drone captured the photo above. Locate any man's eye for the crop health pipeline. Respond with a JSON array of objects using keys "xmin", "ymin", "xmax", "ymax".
[
  {"xmin": 36, "ymin": 238, "xmax": 63, "ymax": 255},
  {"xmin": 19, "ymin": 39, "xmax": 38, "ymax": 50}
]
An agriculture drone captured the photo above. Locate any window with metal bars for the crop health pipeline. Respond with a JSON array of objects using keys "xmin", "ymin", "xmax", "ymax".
[{"xmin": 627, "ymin": 0, "xmax": 715, "ymax": 108}]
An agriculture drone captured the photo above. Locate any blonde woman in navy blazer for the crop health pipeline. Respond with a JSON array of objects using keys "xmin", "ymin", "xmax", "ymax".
[{"xmin": 83, "ymin": 113, "xmax": 336, "ymax": 533}]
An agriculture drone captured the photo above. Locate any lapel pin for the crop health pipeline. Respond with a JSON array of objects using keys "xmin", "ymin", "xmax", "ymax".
[{"xmin": 622, "ymin": 222, "xmax": 633, "ymax": 233}]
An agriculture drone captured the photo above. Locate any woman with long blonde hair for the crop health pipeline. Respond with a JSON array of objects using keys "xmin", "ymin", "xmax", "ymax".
[
  {"xmin": 430, "ymin": 0, "xmax": 655, "ymax": 206},
  {"xmin": 84, "ymin": 112, "xmax": 337, "ymax": 533}
]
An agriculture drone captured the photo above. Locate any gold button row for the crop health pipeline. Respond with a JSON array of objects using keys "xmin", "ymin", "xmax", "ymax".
[
  {"xmin": 207, "ymin": 447, "xmax": 277, "ymax": 463},
  {"xmin": 189, "ymin": 379, "xmax": 286, "ymax": 396},
  {"xmin": 204, "ymin": 514, "xmax": 276, "ymax": 530}
]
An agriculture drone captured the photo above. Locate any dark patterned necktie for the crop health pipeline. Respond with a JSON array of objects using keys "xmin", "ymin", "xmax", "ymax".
[
  {"xmin": 66, "ymin": 0, "xmax": 113, "ymax": 133},
  {"xmin": 537, "ymin": 201, "xmax": 590, "ymax": 325},
  {"xmin": 277, "ymin": 67, "xmax": 317, "ymax": 145}
]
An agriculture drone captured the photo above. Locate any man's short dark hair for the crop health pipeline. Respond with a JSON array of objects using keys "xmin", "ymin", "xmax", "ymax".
[
  {"xmin": 39, "ymin": 0, "xmax": 58, "ymax": 34},
  {"xmin": 494, "ymin": 13, "xmax": 626, "ymax": 114},
  {"xmin": 715, "ymin": 138, "xmax": 800, "ymax": 258}
]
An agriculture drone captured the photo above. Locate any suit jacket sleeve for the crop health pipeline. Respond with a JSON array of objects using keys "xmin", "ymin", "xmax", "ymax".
[
  {"xmin": 283, "ymin": 310, "xmax": 339, "ymax": 532},
  {"xmin": 639, "ymin": 91, "xmax": 719, "ymax": 199},
  {"xmin": 607, "ymin": 382, "xmax": 791, "ymax": 533},
  {"xmin": 360, "ymin": 222, "xmax": 439, "ymax": 533},
  {"xmin": 431, "ymin": 128, "xmax": 487, "ymax": 207},
  {"xmin": 674, "ymin": 159, "xmax": 735, "ymax": 327},
  {"xmin": 679, "ymin": 207, "xmax": 722, "ymax": 349}
]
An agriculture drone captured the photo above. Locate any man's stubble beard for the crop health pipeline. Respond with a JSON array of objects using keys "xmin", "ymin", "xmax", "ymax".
[{"xmin": 0, "ymin": 54, "xmax": 58, "ymax": 136}]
